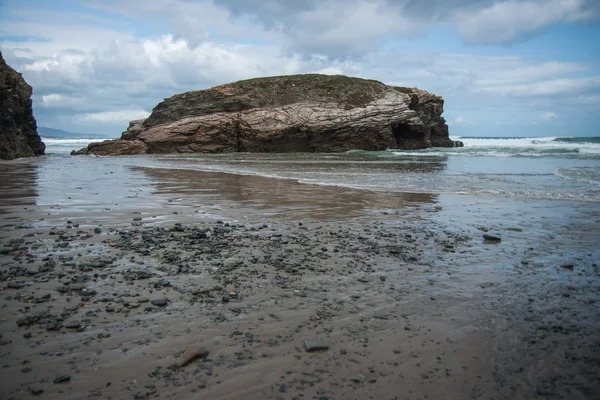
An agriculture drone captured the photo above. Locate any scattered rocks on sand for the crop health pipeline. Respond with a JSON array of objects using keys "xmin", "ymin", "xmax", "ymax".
[{"xmin": 1, "ymin": 215, "xmax": 598, "ymax": 400}]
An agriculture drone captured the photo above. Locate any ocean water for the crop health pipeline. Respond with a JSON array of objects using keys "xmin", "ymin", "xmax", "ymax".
[
  {"xmin": 42, "ymin": 136, "xmax": 600, "ymax": 203},
  {"xmin": 42, "ymin": 137, "xmax": 112, "ymax": 155}
]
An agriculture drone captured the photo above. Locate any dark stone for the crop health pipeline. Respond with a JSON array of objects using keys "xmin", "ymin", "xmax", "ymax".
[
  {"xmin": 153, "ymin": 279, "xmax": 171, "ymax": 288},
  {"xmin": 80, "ymin": 288, "xmax": 97, "ymax": 297},
  {"xmin": 30, "ymin": 387, "xmax": 44, "ymax": 395},
  {"xmin": 7, "ymin": 281, "xmax": 25, "ymax": 289},
  {"xmin": 64, "ymin": 321, "xmax": 81, "ymax": 329},
  {"xmin": 482, "ymin": 234, "xmax": 501, "ymax": 242},
  {"xmin": 53, "ymin": 374, "xmax": 71, "ymax": 384},
  {"xmin": 303, "ymin": 340, "xmax": 329, "ymax": 352},
  {"xmin": 150, "ymin": 299, "xmax": 168, "ymax": 307}
]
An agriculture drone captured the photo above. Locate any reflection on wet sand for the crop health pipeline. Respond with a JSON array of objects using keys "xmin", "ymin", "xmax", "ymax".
[
  {"xmin": 0, "ymin": 160, "xmax": 38, "ymax": 214},
  {"xmin": 139, "ymin": 166, "xmax": 438, "ymax": 221},
  {"xmin": 0, "ymin": 153, "xmax": 446, "ymax": 224}
]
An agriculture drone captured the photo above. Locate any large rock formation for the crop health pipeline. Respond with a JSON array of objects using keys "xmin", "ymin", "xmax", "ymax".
[
  {"xmin": 0, "ymin": 51, "xmax": 45, "ymax": 160},
  {"xmin": 74, "ymin": 74, "xmax": 461, "ymax": 156}
]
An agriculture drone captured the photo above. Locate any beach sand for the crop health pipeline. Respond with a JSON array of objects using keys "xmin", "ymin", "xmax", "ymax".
[{"xmin": 1, "ymin": 158, "xmax": 599, "ymax": 400}]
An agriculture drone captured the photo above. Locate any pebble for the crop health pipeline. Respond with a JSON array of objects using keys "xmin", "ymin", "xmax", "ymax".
[
  {"xmin": 151, "ymin": 299, "xmax": 168, "ymax": 306},
  {"xmin": 177, "ymin": 346, "xmax": 209, "ymax": 368},
  {"xmin": 53, "ymin": 374, "xmax": 71, "ymax": 384},
  {"xmin": 482, "ymin": 234, "xmax": 501, "ymax": 242},
  {"xmin": 30, "ymin": 387, "xmax": 44, "ymax": 395},
  {"xmin": 303, "ymin": 340, "xmax": 329, "ymax": 352},
  {"xmin": 65, "ymin": 321, "xmax": 81, "ymax": 329}
]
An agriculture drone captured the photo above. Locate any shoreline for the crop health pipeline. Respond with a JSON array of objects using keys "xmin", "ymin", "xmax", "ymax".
[{"xmin": 1, "ymin": 158, "xmax": 599, "ymax": 399}]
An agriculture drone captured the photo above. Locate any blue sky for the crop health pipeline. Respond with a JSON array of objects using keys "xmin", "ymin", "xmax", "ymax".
[{"xmin": 1, "ymin": 0, "xmax": 599, "ymax": 137}]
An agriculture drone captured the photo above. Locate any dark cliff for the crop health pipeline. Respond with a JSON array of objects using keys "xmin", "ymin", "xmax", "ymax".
[
  {"xmin": 0, "ymin": 51, "xmax": 45, "ymax": 160},
  {"xmin": 74, "ymin": 74, "xmax": 461, "ymax": 156}
]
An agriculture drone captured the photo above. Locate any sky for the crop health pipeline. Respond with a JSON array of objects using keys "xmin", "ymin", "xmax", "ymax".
[{"xmin": 1, "ymin": 0, "xmax": 599, "ymax": 137}]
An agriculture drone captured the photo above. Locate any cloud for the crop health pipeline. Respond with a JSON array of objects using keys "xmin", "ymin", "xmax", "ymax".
[
  {"xmin": 478, "ymin": 77, "xmax": 600, "ymax": 96},
  {"xmin": 540, "ymin": 111, "xmax": 558, "ymax": 120},
  {"xmin": 82, "ymin": 0, "xmax": 600, "ymax": 54},
  {"xmin": 1, "ymin": 0, "xmax": 599, "ymax": 135},
  {"xmin": 455, "ymin": 0, "xmax": 596, "ymax": 45}
]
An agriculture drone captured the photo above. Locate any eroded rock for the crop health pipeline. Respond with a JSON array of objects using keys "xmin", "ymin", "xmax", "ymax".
[{"xmin": 73, "ymin": 74, "xmax": 459, "ymax": 155}]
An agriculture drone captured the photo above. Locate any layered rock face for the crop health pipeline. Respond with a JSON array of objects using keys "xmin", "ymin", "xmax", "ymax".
[
  {"xmin": 0, "ymin": 52, "xmax": 45, "ymax": 160},
  {"xmin": 74, "ymin": 74, "xmax": 461, "ymax": 156}
]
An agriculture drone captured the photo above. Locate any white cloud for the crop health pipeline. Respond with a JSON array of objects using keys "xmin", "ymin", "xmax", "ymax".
[
  {"xmin": 455, "ymin": 0, "xmax": 594, "ymax": 45},
  {"xmin": 1, "ymin": 0, "xmax": 599, "ymax": 135},
  {"xmin": 75, "ymin": 110, "xmax": 151, "ymax": 122},
  {"xmin": 78, "ymin": 0, "xmax": 600, "ymax": 52},
  {"xmin": 478, "ymin": 77, "xmax": 600, "ymax": 96},
  {"xmin": 41, "ymin": 94, "xmax": 62, "ymax": 106},
  {"xmin": 540, "ymin": 111, "xmax": 558, "ymax": 120}
]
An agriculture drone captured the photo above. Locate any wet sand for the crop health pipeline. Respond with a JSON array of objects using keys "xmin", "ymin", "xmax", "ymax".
[{"xmin": 1, "ymin": 158, "xmax": 599, "ymax": 400}]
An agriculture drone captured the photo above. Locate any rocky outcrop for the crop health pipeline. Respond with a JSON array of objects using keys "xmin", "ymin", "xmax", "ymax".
[
  {"xmin": 0, "ymin": 51, "xmax": 45, "ymax": 160},
  {"xmin": 73, "ymin": 74, "xmax": 461, "ymax": 156}
]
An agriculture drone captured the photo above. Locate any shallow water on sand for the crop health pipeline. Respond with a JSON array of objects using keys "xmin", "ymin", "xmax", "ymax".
[{"xmin": 0, "ymin": 153, "xmax": 597, "ymax": 225}]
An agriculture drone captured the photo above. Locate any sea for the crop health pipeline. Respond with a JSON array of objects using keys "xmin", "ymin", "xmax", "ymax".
[{"xmin": 42, "ymin": 136, "xmax": 600, "ymax": 204}]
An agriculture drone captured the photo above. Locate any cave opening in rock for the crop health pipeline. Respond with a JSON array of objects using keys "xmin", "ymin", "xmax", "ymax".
[{"xmin": 392, "ymin": 121, "xmax": 420, "ymax": 147}]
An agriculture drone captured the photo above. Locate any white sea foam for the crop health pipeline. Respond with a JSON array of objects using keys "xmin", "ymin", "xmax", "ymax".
[
  {"xmin": 42, "ymin": 137, "xmax": 110, "ymax": 145},
  {"xmin": 555, "ymin": 167, "xmax": 600, "ymax": 186},
  {"xmin": 42, "ymin": 137, "xmax": 110, "ymax": 155},
  {"xmin": 390, "ymin": 136, "xmax": 600, "ymax": 158}
]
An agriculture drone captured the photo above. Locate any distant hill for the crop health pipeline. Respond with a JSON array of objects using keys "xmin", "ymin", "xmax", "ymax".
[{"xmin": 38, "ymin": 127, "xmax": 113, "ymax": 139}]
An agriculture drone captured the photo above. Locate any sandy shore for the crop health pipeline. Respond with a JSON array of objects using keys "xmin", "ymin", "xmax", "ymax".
[{"xmin": 1, "ymin": 159, "xmax": 599, "ymax": 400}]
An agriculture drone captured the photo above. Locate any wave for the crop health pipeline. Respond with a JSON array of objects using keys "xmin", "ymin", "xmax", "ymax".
[
  {"xmin": 42, "ymin": 137, "xmax": 110, "ymax": 145},
  {"xmin": 42, "ymin": 137, "xmax": 107, "ymax": 155},
  {"xmin": 390, "ymin": 136, "xmax": 600, "ymax": 159},
  {"xmin": 41, "ymin": 136, "xmax": 600, "ymax": 161},
  {"xmin": 554, "ymin": 167, "xmax": 600, "ymax": 186},
  {"xmin": 553, "ymin": 137, "xmax": 600, "ymax": 144}
]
